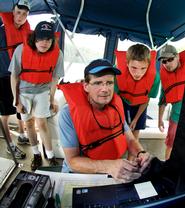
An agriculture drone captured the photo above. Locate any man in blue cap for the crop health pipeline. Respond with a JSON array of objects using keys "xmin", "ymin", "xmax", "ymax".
[{"xmin": 58, "ymin": 59, "xmax": 152, "ymax": 182}]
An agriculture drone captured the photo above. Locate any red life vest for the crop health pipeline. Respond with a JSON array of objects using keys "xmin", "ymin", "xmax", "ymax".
[
  {"xmin": 160, "ymin": 51, "xmax": 185, "ymax": 103},
  {"xmin": 58, "ymin": 83, "xmax": 127, "ymax": 160},
  {"xmin": 0, "ymin": 12, "xmax": 30, "ymax": 59},
  {"xmin": 20, "ymin": 40, "xmax": 60, "ymax": 84},
  {"xmin": 115, "ymin": 50, "xmax": 157, "ymax": 105}
]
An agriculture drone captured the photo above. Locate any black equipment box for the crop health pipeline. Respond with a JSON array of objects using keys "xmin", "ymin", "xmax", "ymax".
[{"xmin": 0, "ymin": 170, "xmax": 52, "ymax": 208}]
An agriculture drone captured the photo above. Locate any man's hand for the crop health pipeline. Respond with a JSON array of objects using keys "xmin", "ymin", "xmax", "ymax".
[
  {"xmin": 107, "ymin": 159, "xmax": 141, "ymax": 183},
  {"xmin": 136, "ymin": 152, "xmax": 153, "ymax": 173}
]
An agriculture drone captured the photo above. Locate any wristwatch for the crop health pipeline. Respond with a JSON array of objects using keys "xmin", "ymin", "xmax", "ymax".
[{"xmin": 137, "ymin": 150, "xmax": 147, "ymax": 157}]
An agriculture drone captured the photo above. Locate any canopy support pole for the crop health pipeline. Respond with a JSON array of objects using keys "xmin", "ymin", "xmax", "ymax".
[
  {"xmin": 146, "ymin": 0, "xmax": 175, "ymax": 50},
  {"xmin": 146, "ymin": 0, "xmax": 155, "ymax": 49},
  {"xmin": 52, "ymin": 9, "xmax": 86, "ymax": 64},
  {"xmin": 156, "ymin": 37, "xmax": 175, "ymax": 51},
  {"xmin": 104, "ymin": 34, "xmax": 118, "ymax": 63},
  {"xmin": 71, "ymin": 0, "xmax": 85, "ymax": 38}
]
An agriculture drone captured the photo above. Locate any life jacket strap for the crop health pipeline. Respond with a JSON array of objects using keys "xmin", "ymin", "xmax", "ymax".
[{"xmin": 80, "ymin": 128, "xmax": 124, "ymax": 152}]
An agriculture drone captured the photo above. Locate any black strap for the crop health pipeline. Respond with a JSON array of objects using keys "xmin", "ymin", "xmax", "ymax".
[
  {"xmin": 161, "ymin": 80, "xmax": 185, "ymax": 104},
  {"xmin": 91, "ymin": 104, "xmax": 123, "ymax": 130},
  {"xmin": 164, "ymin": 80, "xmax": 185, "ymax": 95},
  {"xmin": 80, "ymin": 128, "xmax": 124, "ymax": 152},
  {"xmin": 120, "ymin": 90, "xmax": 148, "ymax": 97},
  {"xmin": 20, "ymin": 67, "xmax": 53, "ymax": 74}
]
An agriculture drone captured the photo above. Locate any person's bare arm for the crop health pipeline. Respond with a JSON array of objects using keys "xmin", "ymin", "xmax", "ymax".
[
  {"xmin": 130, "ymin": 102, "xmax": 148, "ymax": 130},
  {"xmin": 50, "ymin": 77, "xmax": 59, "ymax": 113},
  {"xmin": 125, "ymin": 129, "xmax": 152, "ymax": 173},
  {"xmin": 125, "ymin": 130, "xmax": 144, "ymax": 156},
  {"xmin": 10, "ymin": 73, "xmax": 18, "ymax": 102},
  {"xmin": 158, "ymin": 104, "xmax": 166, "ymax": 132},
  {"xmin": 63, "ymin": 147, "xmax": 141, "ymax": 183},
  {"xmin": 10, "ymin": 73, "xmax": 24, "ymax": 113}
]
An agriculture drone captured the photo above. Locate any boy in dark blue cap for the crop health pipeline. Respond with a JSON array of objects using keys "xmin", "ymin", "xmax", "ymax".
[
  {"xmin": 58, "ymin": 59, "xmax": 152, "ymax": 182},
  {"xmin": 9, "ymin": 21, "xmax": 64, "ymax": 170}
]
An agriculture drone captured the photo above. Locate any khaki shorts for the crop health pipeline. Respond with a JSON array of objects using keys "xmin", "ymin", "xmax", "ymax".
[{"xmin": 20, "ymin": 91, "xmax": 51, "ymax": 121}]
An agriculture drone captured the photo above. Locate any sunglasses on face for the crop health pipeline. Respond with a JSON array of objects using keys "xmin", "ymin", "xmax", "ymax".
[{"xmin": 161, "ymin": 57, "xmax": 175, "ymax": 64}]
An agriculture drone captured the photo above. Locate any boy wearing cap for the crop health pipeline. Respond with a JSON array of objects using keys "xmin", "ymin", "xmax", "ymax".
[
  {"xmin": 9, "ymin": 21, "xmax": 64, "ymax": 171},
  {"xmin": 0, "ymin": 0, "xmax": 30, "ymax": 58},
  {"xmin": 158, "ymin": 44, "xmax": 184, "ymax": 160},
  {"xmin": 0, "ymin": 0, "xmax": 30, "ymax": 159},
  {"xmin": 115, "ymin": 44, "xmax": 160, "ymax": 159},
  {"xmin": 58, "ymin": 59, "xmax": 152, "ymax": 182}
]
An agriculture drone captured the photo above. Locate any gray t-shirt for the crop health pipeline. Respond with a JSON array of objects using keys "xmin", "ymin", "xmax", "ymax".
[{"xmin": 8, "ymin": 44, "xmax": 64, "ymax": 94}]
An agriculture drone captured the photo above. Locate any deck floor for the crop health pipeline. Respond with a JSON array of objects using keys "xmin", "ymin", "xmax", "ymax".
[{"xmin": 0, "ymin": 124, "xmax": 63, "ymax": 199}]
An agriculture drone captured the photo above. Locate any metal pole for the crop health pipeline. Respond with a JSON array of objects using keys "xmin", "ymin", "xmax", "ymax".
[
  {"xmin": 156, "ymin": 37, "xmax": 175, "ymax": 51},
  {"xmin": 71, "ymin": 0, "xmax": 85, "ymax": 38},
  {"xmin": 52, "ymin": 9, "xmax": 86, "ymax": 64},
  {"xmin": 146, "ymin": 0, "xmax": 155, "ymax": 49}
]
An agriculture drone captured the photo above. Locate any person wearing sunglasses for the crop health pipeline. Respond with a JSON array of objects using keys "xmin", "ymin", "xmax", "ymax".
[
  {"xmin": 158, "ymin": 45, "xmax": 184, "ymax": 160},
  {"xmin": 58, "ymin": 59, "xmax": 152, "ymax": 183}
]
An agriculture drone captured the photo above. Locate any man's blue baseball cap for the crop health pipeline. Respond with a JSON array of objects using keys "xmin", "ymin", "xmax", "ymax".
[{"xmin": 84, "ymin": 59, "xmax": 121, "ymax": 76}]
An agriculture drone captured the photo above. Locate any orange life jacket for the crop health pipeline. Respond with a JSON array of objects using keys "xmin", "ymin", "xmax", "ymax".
[
  {"xmin": 20, "ymin": 41, "xmax": 60, "ymax": 84},
  {"xmin": 160, "ymin": 51, "xmax": 185, "ymax": 103},
  {"xmin": 0, "ymin": 12, "xmax": 30, "ymax": 59},
  {"xmin": 58, "ymin": 83, "xmax": 127, "ymax": 160},
  {"xmin": 115, "ymin": 50, "xmax": 157, "ymax": 105}
]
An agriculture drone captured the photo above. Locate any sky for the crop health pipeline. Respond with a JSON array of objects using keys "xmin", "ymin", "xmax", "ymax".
[
  {"xmin": 27, "ymin": 14, "xmax": 185, "ymax": 82},
  {"xmin": 27, "ymin": 14, "xmax": 54, "ymax": 29},
  {"xmin": 28, "ymin": 14, "xmax": 185, "ymax": 51}
]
